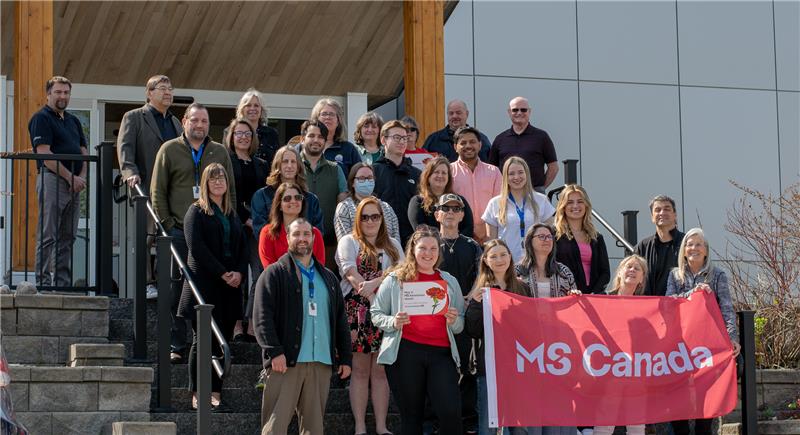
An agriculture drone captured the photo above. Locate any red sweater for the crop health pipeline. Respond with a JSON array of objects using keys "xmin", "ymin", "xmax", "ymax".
[
  {"xmin": 402, "ymin": 271, "xmax": 449, "ymax": 347},
  {"xmin": 258, "ymin": 224, "xmax": 326, "ymax": 268}
]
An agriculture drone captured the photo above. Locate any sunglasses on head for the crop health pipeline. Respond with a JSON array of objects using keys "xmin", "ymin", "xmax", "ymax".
[{"xmin": 281, "ymin": 194, "xmax": 304, "ymax": 203}]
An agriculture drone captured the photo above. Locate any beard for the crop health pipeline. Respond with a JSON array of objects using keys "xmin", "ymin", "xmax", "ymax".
[{"xmin": 289, "ymin": 243, "xmax": 312, "ymax": 257}]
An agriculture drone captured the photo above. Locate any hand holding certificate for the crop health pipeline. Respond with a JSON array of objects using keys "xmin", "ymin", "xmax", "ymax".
[{"xmin": 401, "ymin": 280, "xmax": 449, "ymax": 316}]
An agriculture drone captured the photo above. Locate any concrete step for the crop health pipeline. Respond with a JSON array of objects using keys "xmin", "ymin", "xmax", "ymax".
[
  {"xmin": 69, "ymin": 343, "xmax": 126, "ymax": 367},
  {"xmin": 150, "ymin": 411, "xmax": 400, "ymax": 435},
  {"xmin": 112, "ymin": 421, "xmax": 176, "ymax": 435}
]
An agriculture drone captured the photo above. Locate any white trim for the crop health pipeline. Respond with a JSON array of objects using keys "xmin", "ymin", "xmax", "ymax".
[
  {"xmin": 483, "ymin": 287, "xmax": 500, "ymax": 428},
  {"xmin": 1, "ymin": 75, "xmax": 8, "ymax": 282},
  {"xmin": 69, "ymin": 83, "xmax": 344, "ymax": 120},
  {"xmin": 346, "ymin": 92, "xmax": 369, "ymax": 142}
]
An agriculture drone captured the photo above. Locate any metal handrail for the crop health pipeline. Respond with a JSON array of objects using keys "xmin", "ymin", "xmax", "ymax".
[
  {"xmin": 132, "ymin": 184, "xmax": 231, "ymax": 379},
  {"xmin": 547, "ymin": 185, "xmax": 635, "ymax": 253}
]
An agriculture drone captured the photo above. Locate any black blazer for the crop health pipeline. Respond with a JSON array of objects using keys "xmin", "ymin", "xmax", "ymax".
[
  {"xmin": 229, "ymin": 151, "xmax": 269, "ymax": 221},
  {"xmin": 252, "ymin": 252, "xmax": 352, "ymax": 370},
  {"xmin": 177, "ymin": 204, "xmax": 249, "ymax": 320},
  {"xmin": 555, "ymin": 233, "xmax": 610, "ymax": 294}
]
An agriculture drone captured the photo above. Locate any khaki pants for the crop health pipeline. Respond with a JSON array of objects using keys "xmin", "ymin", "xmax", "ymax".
[{"xmin": 260, "ymin": 362, "xmax": 332, "ymax": 435}]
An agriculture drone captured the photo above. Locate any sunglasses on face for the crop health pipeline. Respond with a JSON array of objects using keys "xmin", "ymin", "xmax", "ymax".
[
  {"xmin": 360, "ymin": 213, "xmax": 382, "ymax": 222},
  {"xmin": 439, "ymin": 205, "xmax": 463, "ymax": 213},
  {"xmin": 511, "ymin": 108, "xmax": 529, "ymax": 113},
  {"xmin": 281, "ymin": 194, "xmax": 304, "ymax": 203}
]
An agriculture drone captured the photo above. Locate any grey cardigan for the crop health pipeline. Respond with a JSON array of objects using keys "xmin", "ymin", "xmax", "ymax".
[{"xmin": 370, "ymin": 270, "xmax": 465, "ymax": 366}]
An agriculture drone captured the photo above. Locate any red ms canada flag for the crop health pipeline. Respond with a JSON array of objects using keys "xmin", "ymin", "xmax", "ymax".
[{"xmin": 483, "ymin": 290, "xmax": 737, "ymax": 427}]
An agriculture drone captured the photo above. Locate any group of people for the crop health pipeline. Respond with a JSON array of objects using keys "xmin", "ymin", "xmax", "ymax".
[{"xmin": 30, "ymin": 74, "xmax": 739, "ymax": 435}]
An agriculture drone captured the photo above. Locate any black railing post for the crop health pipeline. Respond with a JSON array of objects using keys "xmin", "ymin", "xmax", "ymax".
[
  {"xmin": 155, "ymin": 234, "xmax": 174, "ymax": 411},
  {"xmin": 131, "ymin": 191, "xmax": 149, "ymax": 360},
  {"xmin": 562, "ymin": 159, "xmax": 579, "ymax": 185},
  {"xmin": 196, "ymin": 304, "xmax": 214, "ymax": 435},
  {"xmin": 738, "ymin": 310, "xmax": 757, "ymax": 435},
  {"xmin": 621, "ymin": 210, "xmax": 639, "ymax": 255},
  {"xmin": 95, "ymin": 142, "xmax": 114, "ymax": 296}
]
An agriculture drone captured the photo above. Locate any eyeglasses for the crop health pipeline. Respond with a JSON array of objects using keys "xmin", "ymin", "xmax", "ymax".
[
  {"xmin": 511, "ymin": 108, "xmax": 529, "ymax": 113},
  {"xmin": 533, "ymin": 234, "xmax": 554, "ymax": 241},
  {"xmin": 209, "ymin": 176, "xmax": 227, "ymax": 184},
  {"xmin": 354, "ymin": 176, "xmax": 374, "ymax": 182},
  {"xmin": 233, "ymin": 131, "xmax": 253, "ymax": 138},
  {"xmin": 439, "ymin": 205, "xmax": 463, "ymax": 213},
  {"xmin": 281, "ymin": 194, "xmax": 304, "ymax": 203},
  {"xmin": 153, "ymin": 86, "xmax": 174, "ymax": 92},
  {"xmin": 360, "ymin": 213, "xmax": 382, "ymax": 222},
  {"xmin": 386, "ymin": 134, "xmax": 409, "ymax": 143},
  {"xmin": 409, "ymin": 127, "xmax": 419, "ymax": 133},
  {"xmin": 319, "ymin": 111, "xmax": 337, "ymax": 118}
]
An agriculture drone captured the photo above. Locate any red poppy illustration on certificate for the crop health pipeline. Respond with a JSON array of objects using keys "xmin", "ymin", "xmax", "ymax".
[{"xmin": 401, "ymin": 280, "xmax": 449, "ymax": 316}]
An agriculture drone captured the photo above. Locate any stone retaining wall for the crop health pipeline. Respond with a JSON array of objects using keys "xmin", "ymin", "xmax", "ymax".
[
  {"xmin": 1, "ymin": 294, "xmax": 110, "ymax": 364},
  {"xmin": 7, "ymin": 365, "xmax": 153, "ymax": 435}
]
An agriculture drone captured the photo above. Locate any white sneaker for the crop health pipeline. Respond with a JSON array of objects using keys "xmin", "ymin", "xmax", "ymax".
[{"xmin": 146, "ymin": 284, "xmax": 158, "ymax": 299}]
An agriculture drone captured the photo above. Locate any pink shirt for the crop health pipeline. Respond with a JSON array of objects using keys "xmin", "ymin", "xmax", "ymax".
[
  {"xmin": 578, "ymin": 241, "xmax": 592, "ymax": 287},
  {"xmin": 451, "ymin": 159, "xmax": 502, "ymax": 243}
]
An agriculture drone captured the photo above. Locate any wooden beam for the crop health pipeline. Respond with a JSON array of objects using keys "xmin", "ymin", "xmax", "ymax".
[
  {"xmin": 13, "ymin": 0, "xmax": 53, "ymax": 271},
  {"xmin": 403, "ymin": 0, "xmax": 444, "ymax": 141}
]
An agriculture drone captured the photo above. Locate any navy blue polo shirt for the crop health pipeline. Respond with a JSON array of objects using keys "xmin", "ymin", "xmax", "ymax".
[
  {"xmin": 28, "ymin": 105, "xmax": 87, "ymax": 175},
  {"xmin": 147, "ymin": 104, "xmax": 178, "ymax": 142},
  {"xmin": 323, "ymin": 140, "xmax": 362, "ymax": 179}
]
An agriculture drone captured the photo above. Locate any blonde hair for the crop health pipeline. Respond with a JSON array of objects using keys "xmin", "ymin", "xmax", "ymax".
[
  {"xmin": 196, "ymin": 163, "xmax": 233, "ymax": 216},
  {"xmin": 608, "ymin": 255, "xmax": 648, "ymax": 295},
  {"xmin": 674, "ymin": 227, "xmax": 711, "ymax": 286},
  {"xmin": 498, "ymin": 157, "xmax": 539, "ymax": 226},
  {"xmin": 310, "ymin": 98, "xmax": 347, "ymax": 142},
  {"xmin": 236, "ymin": 89, "xmax": 268, "ymax": 125},
  {"xmin": 554, "ymin": 184, "xmax": 598, "ymax": 240},
  {"xmin": 390, "ymin": 226, "xmax": 443, "ymax": 282},
  {"xmin": 418, "ymin": 157, "xmax": 453, "ymax": 213}
]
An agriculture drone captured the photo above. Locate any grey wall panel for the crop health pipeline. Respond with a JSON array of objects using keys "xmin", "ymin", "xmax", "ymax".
[
  {"xmin": 444, "ymin": 74, "xmax": 477, "ymax": 128},
  {"xmin": 779, "ymin": 91, "xmax": 800, "ymax": 188},
  {"xmin": 473, "ymin": 76, "xmax": 579, "ymax": 191},
  {"xmin": 775, "ymin": 0, "xmax": 800, "ymax": 91},
  {"xmin": 678, "ymin": 1, "xmax": 776, "ymax": 89},
  {"xmin": 444, "ymin": 0, "xmax": 474, "ymax": 76},
  {"xmin": 579, "ymin": 82, "xmax": 682, "ymax": 260},
  {"xmin": 680, "ymin": 87, "xmax": 780, "ymax": 258},
  {"xmin": 577, "ymin": 1, "xmax": 678, "ymax": 85},
  {"xmin": 473, "ymin": 1, "xmax": 577, "ymax": 79}
]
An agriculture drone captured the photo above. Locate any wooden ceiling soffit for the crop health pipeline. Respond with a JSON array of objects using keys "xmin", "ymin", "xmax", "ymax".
[{"xmin": 2, "ymin": 1, "xmax": 407, "ymax": 104}]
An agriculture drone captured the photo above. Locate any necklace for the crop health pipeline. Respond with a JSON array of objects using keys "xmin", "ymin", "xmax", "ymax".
[{"xmin": 442, "ymin": 237, "xmax": 458, "ymax": 254}]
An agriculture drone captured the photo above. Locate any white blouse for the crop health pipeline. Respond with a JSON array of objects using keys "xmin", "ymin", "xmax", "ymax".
[{"xmin": 334, "ymin": 234, "xmax": 405, "ymax": 297}]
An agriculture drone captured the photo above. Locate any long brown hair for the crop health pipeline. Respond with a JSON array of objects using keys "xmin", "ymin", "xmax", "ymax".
[
  {"xmin": 224, "ymin": 118, "xmax": 259, "ymax": 156},
  {"xmin": 419, "ymin": 156, "xmax": 454, "ymax": 213},
  {"xmin": 554, "ymin": 184, "xmax": 598, "ymax": 240},
  {"xmin": 390, "ymin": 225, "xmax": 443, "ymax": 282},
  {"xmin": 353, "ymin": 197, "xmax": 400, "ymax": 268},
  {"xmin": 268, "ymin": 182, "xmax": 307, "ymax": 239},
  {"xmin": 196, "ymin": 163, "xmax": 233, "ymax": 216},
  {"xmin": 471, "ymin": 239, "xmax": 527, "ymax": 298},
  {"xmin": 266, "ymin": 145, "xmax": 307, "ymax": 190}
]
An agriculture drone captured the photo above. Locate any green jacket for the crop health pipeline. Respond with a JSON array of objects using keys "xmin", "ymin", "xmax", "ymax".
[
  {"xmin": 370, "ymin": 270, "xmax": 465, "ymax": 366},
  {"xmin": 150, "ymin": 135, "xmax": 235, "ymax": 230}
]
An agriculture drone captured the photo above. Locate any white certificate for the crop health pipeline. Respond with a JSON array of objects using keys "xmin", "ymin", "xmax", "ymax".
[{"xmin": 401, "ymin": 280, "xmax": 449, "ymax": 316}]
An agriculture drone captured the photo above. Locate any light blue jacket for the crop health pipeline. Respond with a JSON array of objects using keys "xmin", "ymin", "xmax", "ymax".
[{"xmin": 370, "ymin": 270, "xmax": 465, "ymax": 366}]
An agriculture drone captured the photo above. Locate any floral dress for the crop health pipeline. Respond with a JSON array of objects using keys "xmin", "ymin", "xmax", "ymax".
[{"xmin": 345, "ymin": 252, "xmax": 384, "ymax": 353}]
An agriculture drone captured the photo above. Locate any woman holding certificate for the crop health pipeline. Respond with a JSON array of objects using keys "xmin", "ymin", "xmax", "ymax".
[
  {"xmin": 464, "ymin": 239, "xmax": 531, "ymax": 435},
  {"xmin": 335, "ymin": 196, "xmax": 404, "ymax": 435},
  {"xmin": 371, "ymin": 226, "xmax": 466, "ymax": 435}
]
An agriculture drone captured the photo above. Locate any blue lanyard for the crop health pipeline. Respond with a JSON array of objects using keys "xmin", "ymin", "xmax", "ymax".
[
  {"xmin": 189, "ymin": 140, "xmax": 206, "ymax": 185},
  {"xmin": 508, "ymin": 193, "xmax": 527, "ymax": 238},
  {"xmin": 295, "ymin": 259, "xmax": 316, "ymax": 299}
]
